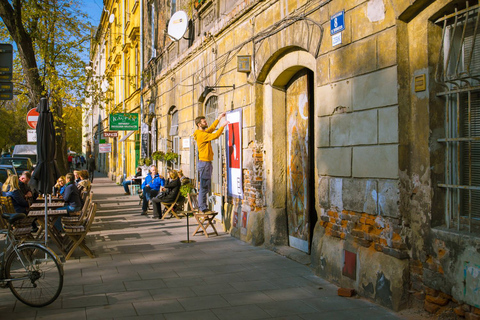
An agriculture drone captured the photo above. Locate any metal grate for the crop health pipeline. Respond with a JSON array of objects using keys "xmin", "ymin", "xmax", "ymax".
[{"xmin": 436, "ymin": 4, "xmax": 480, "ymax": 233}]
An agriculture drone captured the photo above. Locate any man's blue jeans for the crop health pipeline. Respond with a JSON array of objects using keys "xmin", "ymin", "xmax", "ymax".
[
  {"xmin": 142, "ymin": 186, "xmax": 158, "ymax": 212},
  {"xmin": 123, "ymin": 180, "xmax": 132, "ymax": 193},
  {"xmin": 197, "ymin": 161, "xmax": 212, "ymax": 212}
]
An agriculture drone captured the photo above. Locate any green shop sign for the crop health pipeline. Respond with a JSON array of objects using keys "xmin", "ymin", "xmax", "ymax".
[{"xmin": 109, "ymin": 113, "xmax": 139, "ymax": 131}]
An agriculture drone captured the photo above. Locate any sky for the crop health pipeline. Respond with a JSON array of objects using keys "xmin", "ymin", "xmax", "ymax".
[{"xmin": 82, "ymin": 0, "xmax": 103, "ymax": 28}]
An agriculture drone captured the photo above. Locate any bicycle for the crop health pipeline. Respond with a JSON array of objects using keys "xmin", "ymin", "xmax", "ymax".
[{"xmin": 0, "ymin": 212, "xmax": 64, "ymax": 307}]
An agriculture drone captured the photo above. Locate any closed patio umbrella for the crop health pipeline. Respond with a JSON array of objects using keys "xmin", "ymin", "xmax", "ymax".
[{"xmin": 29, "ymin": 97, "xmax": 60, "ymax": 246}]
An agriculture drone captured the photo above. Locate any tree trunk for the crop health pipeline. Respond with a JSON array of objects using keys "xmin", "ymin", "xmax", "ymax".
[{"xmin": 0, "ymin": 0, "xmax": 43, "ymax": 107}]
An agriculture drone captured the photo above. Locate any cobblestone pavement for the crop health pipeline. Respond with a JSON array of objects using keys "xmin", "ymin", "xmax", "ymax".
[{"xmin": 0, "ymin": 174, "xmax": 404, "ymax": 319}]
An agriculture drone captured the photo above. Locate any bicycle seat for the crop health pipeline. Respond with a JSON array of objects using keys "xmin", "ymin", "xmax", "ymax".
[{"xmin": 1, "ymin": 213, "xmax": 26, "ymax": 225}]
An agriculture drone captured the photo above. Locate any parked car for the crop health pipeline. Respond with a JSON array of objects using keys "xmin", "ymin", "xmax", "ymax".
[
  {"xmin": 0, "ymin": 167, "xmax": 14, "ymax": 185},
  {"xmin": 0, "ymin": 157, "xmax": 34, "ymax": 173},
  {"xmin": 0, "ymin": 164, "xmax": 17, "ymax": 176},
  {"xmin": 12, "ymin": 144, "xmax": 37, "ymax": 163}
]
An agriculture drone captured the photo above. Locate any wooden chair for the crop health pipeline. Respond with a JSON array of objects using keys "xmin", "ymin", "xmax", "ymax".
[
  {"xmin": 182, "ymin": 192, "xmax": 219, "ymax": 238},
  {"xmin": 61, "ymin": 202, "xmax": 97, "ymax": 260},
  {"xmin": 0, "ymin": 196, "xmax": 34, "ymax": 239},
  {"xmin": 61, "ymin": 191, "xmax": 93, "ymax": 225},
  {"xmin": 160, "ymin": 192, "xmax": 183, "ymax": 220}
]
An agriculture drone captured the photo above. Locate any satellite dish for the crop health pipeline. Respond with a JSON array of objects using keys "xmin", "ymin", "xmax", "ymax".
[
  {"xmin": 167, "ymin": 11, "xmax": 188, "ymax": 41},
  {"xmin": 109, "ymin": 13, "xmax": 115, "ymax": 24}
]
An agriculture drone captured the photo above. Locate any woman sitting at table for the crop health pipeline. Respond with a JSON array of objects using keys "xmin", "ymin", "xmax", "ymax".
[
  {"xmin": 151, "ymin": 170, "xmax": 182, "ymax": 219},
  {"xmin": 54, "ymin": 176, "xmax": 66, "ymax": 197},
  {"xmin": 55, "ymin": 173, "xmax": 83, "ymax": 231},
  {"xmin": 2, "ymin": 174, "xmax": 29, "ymax": 214},
  {"xmin": 77, "ymin": 170, "xmax": 91, "ymax": 194}
]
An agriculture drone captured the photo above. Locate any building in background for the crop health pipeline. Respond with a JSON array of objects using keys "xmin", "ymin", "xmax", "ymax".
[{"xmin": 84, "ymin": 0, "xmax": 480, "ymax": 315}]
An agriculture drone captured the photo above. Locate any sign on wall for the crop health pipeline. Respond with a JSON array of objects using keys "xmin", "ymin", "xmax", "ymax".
[
  {"xmin": 99, "ymin": 143, "xmax": 112, "ymax": 153},
  {"xmin": 330, "ymin": 10, "xmax": 345, "ymax": 35},
  {"xmin": 109, "ymin": 113, "xmax": 139, "ymax": 131},
  {"xmin": 225, "ymin": 109, "xmax": 243, "ymax": 199},
  {"xmin": 103, "ymin": 131, "xmax": 118, "ymax": 138}
]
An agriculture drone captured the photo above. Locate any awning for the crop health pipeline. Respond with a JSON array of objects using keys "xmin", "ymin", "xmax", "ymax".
[{"xmin": 119, "ymin": 131, "xmax": 136, "ymax": 142}]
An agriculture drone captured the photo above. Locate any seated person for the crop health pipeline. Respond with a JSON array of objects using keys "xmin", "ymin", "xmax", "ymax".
[
  {"xmin": 19, "ymin": 171, "xmax": 35, "ymax": 204},
  {"xmin": 73, "ymin": 170, "xmax": 81, "ymax": 184},
  {"xmin": 141, "ymin": 165, "xmax": 164, "ymax": 215},
  {"xmin": 151, "ymin": 170, "xmax": 182, "ymax": 219},
  {"xmin": 123, "ymin": 167, "xmax": 143, "ymax": 195},
  {"xmin": 2, "ymin": 174, "xmax": 29, "ymax": 214},
  {"xmin": 55, "ymin": 173, "xmax": 83, "ymax": 230},
  {"xmin": 54, "ymin": 176, "xmax": 66, "ymax": 197},
  {"xmin": 77, "ymin": 170, "xmax": 91, "ymax": 194}
]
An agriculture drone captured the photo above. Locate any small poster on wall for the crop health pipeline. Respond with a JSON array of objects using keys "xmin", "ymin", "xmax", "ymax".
[{"xmin": 225, "ymin": 109, "xmax": 243, "ymax": 198}]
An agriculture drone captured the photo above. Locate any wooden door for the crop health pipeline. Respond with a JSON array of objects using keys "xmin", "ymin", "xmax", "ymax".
[{"xmin": 286, "ymin": 70, "xmax": 312, "ymax": 253}]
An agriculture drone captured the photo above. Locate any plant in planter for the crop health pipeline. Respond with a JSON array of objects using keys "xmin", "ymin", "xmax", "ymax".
[
  {"xmin": 152, "ymin": 151, "xmax": 165, "ymax": 161},
  {"xmin": 164, "ymin": 151, "xmax": 179, "ymax": 163},
  {"xmin": 179, "ymin": 183, "xmax": 194, "ymax": 198}
]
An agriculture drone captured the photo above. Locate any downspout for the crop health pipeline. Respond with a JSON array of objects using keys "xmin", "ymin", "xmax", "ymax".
[
  {"xmin": 122, "ymin": 0, "xmax": 127, "ymax": 179},
  {"xmin": 139, "ymin": 0, "xmax": 144, "ymax": 159}
]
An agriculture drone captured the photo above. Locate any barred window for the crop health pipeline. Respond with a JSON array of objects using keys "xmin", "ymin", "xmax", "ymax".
[{"xmin": 436, "ymin": 4, "xmax": 480, "ymax": 233}]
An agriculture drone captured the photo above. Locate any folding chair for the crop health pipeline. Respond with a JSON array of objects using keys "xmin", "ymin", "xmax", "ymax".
[
  {"xmin": 62, "ymin": 202, "xmax": 97, "ymax": 260},
  {"xmin": 186, "ymin": 193, "xmax": 219, "ymax": 238},
  {"xmin": 161, "ymin": 192, "xmax": 183, "ymax": 220}
]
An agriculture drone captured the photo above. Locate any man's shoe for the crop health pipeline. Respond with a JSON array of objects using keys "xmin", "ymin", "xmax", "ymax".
[
  {"xmin": 124, "ymin": 192, "xmax": 130, "ymax": 195},
  {"xmin": 141, "ymin": 211, "xmax": 147, "ymax": 215}
]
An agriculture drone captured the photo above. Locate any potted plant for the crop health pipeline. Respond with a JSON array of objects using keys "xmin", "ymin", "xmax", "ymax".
[
  {"xmin": 164, "ymin": 151, "xmax": 179, "ymax": 163},
  {"xmin": 152, "ymin": 151, "xmax": 165, "ymax": 161}
]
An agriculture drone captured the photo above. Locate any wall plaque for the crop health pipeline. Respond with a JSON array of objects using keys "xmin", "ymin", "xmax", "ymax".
[{"xmin": 237, "ymin": 55, "xmax": 251, "ymax": 73}]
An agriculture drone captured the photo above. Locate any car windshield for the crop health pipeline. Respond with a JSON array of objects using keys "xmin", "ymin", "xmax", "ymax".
[{"xmin": 0, "ymin": 158, "xmax": 30, "ymax": 171}]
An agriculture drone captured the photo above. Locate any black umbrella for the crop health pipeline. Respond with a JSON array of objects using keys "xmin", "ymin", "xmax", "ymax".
[{"xmin": 29, "ymin": 97, "xmax": 61, "ymax": 245}]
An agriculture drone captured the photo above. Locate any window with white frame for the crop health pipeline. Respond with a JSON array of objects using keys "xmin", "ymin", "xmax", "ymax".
[
  {"xmin": 436, "ymin": 5, "xmax": 480, "ymax": 233},
  {"xmin": 150, "ymin": 2, "xmax": 156, "ymax": 59},
  {"xmin": 169, "ymin": 108, "xmax": 178, "ymax": 136},
  {"xmin": 173, "ymin": 136, "xmax": 180, "ymax": 170}
]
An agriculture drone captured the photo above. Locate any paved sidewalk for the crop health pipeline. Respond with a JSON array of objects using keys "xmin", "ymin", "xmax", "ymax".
[{"xmin": 0, "ymin": 174, "xmax": 404, "ymax": 319}]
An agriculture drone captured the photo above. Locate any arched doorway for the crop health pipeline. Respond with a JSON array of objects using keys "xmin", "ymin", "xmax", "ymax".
[
  {"xmin": 262, "ymin": 50, "xmax": 317, "ymax": 253},
  {"xmin": 285, "ymin": 69, "xmax": 315, "ymax": 253}
]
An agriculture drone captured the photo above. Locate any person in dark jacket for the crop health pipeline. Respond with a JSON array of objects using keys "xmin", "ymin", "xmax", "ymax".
[
  {"xmin": 123, "ymin": 167, "xmax": 143, "ymax": 194},
  {"xmin": 87, "ymin": 154, "xmax": 96, "ymax": 182},
  {"xmin": 2, "ymin": 174, "xmax": 29, "ymax": 214},
  {"xmin": 151, "ymin": 170, "xmax": 181, "ymax": 219},
  {"xmin": 55, "ymin": 173, "xmax": 83, "ymax": 231}
]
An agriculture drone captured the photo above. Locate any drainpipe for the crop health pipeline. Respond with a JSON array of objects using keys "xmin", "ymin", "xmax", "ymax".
[
  {"xmin": 122, "ymin": 0, "xmax": 127, "ymax": 180},
  {"xmin": 140, "ymin": 0, "xmax": 144, "ymax": 160}
]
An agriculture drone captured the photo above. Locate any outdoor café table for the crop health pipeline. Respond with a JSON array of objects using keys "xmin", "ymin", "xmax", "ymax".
[
  {"xmin": 34, "ymin": 196, "xmax": 64, "ymax": 203},
  {"xmin": 28, "ymin": 207, "xmax": 68, "ymax": 253},
  {"xmin": 30, "ymin": 202, "xmax": 65, "ymax": 209}
]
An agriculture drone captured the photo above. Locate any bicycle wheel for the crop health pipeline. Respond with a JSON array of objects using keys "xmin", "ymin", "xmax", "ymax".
[{"xmin": 5, "ymin": 243, "xmax": 63, "ymax": 307}]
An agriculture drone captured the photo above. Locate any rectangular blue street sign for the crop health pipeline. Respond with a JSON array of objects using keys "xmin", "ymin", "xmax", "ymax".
[{"xmin": 330, "ymin": 11, "xmax": 345, "ymax": 35}]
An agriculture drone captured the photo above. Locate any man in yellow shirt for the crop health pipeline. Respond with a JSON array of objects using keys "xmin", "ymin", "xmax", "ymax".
[{"xmin": 193, "ymin": 112, "xmax": 228, "ymax": 212}]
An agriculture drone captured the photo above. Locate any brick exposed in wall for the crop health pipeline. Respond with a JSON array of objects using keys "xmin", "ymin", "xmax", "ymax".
[{"xmin": 319, "ymin": 209, "xmax": 408, "ymax": 260}]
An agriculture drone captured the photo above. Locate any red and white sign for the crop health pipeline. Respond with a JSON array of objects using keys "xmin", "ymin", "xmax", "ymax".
[
  {"xmin": 99, "ymin": 143, "xmax": 112, "ymax": 153},
  {"xmin": 26, "ymin": 108, "xmax": 39, "ymax": 129},
  {"xmin": 103, "ymin": 131, "xmax": 118, "ymax": 138}
]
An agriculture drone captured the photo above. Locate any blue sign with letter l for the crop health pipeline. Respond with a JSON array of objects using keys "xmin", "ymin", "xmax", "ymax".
[{"xmin": 330, "ymin": 11, "xmax": 345, "ymax": 35}]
